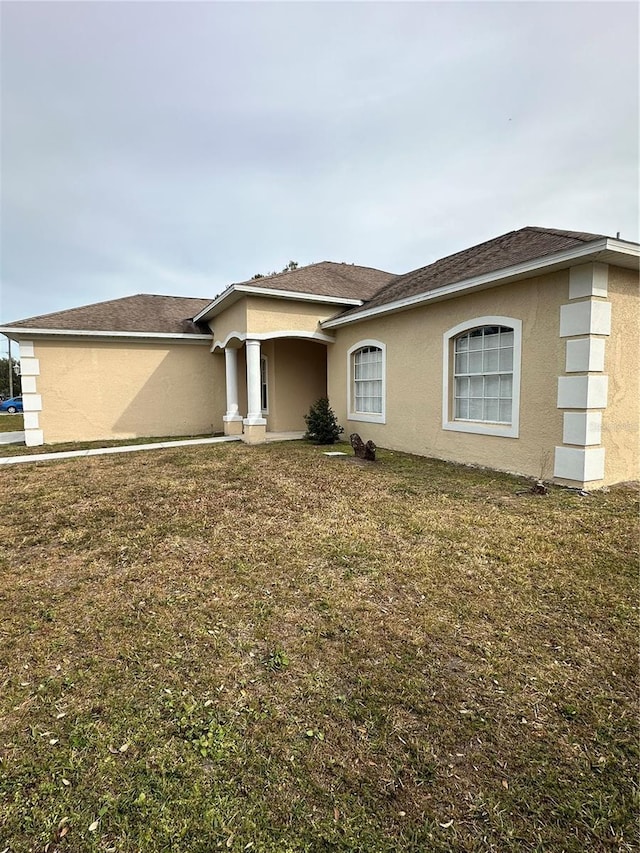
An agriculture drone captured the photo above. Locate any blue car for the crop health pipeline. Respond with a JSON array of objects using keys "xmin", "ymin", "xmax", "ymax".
[{"xmin": 0, "ymin": 396, "xmax": 23, "ymax": 413}]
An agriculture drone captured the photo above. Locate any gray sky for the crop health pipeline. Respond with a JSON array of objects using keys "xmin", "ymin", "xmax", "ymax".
[{"xmin": 1, "ymin": 0, "xmax": 638, "ymax": 346}]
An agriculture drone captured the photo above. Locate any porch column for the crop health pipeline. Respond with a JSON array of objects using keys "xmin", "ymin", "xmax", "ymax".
[
  {"xmin": 242, "ymin": 339, "xmax": 267, "ymax": 444},
  {"xmin": 222, "ymin": 347, "xmax": 243, "ymax": 436}
]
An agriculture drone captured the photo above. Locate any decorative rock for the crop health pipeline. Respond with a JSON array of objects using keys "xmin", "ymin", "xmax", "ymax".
[{"xmin": 350, "ymin": 433, "xmax": 376, "ymax": 461}]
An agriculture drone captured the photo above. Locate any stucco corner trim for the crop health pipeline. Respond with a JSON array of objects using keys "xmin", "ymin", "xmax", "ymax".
[
  {"xmin": 557, "ymin": 375, "xmax": 608, "ymax": 410},
  {"xmin": 553, "ymin": 446, "xmax": 605, "ymax": 482},
  {"xmin": 559, "ymin": 300, "xmax": 611, "ymax": 338},
  {"xmin": 22, "ymin": 394, "xmax": 42, "ymax": 412},
  {"xmin": 25, "ymin": 429, "xmax": 44, "ymax": 447},
  {"xmin": 19, "ymin": 357, "xmax": 40, "ymax": 376},
  {"xmin": 569, "ymin": 263, "xmax": 608, "ymax": 300},
  {"xmin": 565, "ymin": 337, "xmax": 606, "ymax": 373},
  {"xmin": 563, "ymin": 411, "xmax": 602, "ymax": 446},
  {"xmin": 18, "ymin": 340, "xmax": 44, "ymax": 446}
]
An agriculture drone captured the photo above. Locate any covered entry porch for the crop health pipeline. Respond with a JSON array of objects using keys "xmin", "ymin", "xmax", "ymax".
[{"xmin": 216, "ymin": 335, "xmax": 329, "ymax": 444}]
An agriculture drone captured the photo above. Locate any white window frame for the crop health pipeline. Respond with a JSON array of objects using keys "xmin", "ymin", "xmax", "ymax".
[
  {"xmin": 442, "ymin": 316, "xmax": 522, "ymax": 438},
  {"xmin": 260, "ymin": 355, "xmax": 269, "ymax": 415},
  {"xmin": 347, "ymin": 339, "xmax": 386, "ymax": 424}
]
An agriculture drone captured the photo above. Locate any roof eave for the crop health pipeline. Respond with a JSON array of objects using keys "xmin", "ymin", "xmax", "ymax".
[
  {"xmin": 322, "ymin": 238, "xmax": 639, "ymax": 329},
  {"xmin": 0, "ymin": 328, "xmax": 213, "ymax": 343},
  {"xmin": 193, "ymin": 284, "xmax": 364, "ymax": 322}
]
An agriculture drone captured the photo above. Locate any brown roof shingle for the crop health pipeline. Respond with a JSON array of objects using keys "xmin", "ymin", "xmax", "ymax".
[
  {"xmin": 228, "ymin": 261, "xmax": 395, "ymax": 301},
  {"xmin": 2, "ymin": 294, "xmax": 213, "ymax": 334},
  {"xmin": 3, "ymin": 263, "xmax": 396, "ymax": 334},
  {"xmin": 2, "ymin": 229, "xmax": 615, "ymax": 334},
  {"xmin": 343, "ymin": 227, "xmax": 608, "ymax": 316}
]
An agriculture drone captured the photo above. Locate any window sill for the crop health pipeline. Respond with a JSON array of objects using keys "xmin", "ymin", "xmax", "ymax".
[
  {"xmin": 348, "ymin": 412, "xmax": 385, "ymax": 425},
  {"xmin": 443, "ymin": 419, "xmax": 518, "ymax": 438}
]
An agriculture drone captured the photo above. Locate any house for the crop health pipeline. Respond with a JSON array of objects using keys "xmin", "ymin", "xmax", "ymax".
[{"xmin": 2, "ymin": 227, "xmax": 638, "ymax": 489}]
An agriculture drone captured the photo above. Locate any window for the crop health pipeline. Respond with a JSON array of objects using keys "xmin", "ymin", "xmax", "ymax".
[
  {"xmin": 348, "ymin": 340, "xmax": 386, "ymax": 424},
  {"xmin": 260, "ymin": 356, "xmax": 268, "ymax": 414},
  {"xmin": 454, "ymin": 326, "xmax": 513, "ymax": 423},
  {"xmin": 443, "ymin": 317, "xmax": 521, "ymax": 438},
  {"xmin": 354, "ymin": 347, "xmax": 382, "ymax": 413}
]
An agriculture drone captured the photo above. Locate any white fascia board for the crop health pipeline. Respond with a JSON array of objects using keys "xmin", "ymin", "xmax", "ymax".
[
  {"xmin": 193, "ymin": 284, "xmax": 363, "ymax": 322},
  {"xmin": 322, "ymin": 238, "xmax": 639, "ymax": 329},
  {"xmin": 605, "ymin": 237, "xmax": 640, "ymax": 258},
  {"xmin": 0, "ymin": 327, "xmax": 212, "ymax": 343},
  {"xmin": 193, "ymin": 291, "xmax": 233, "ymax": 321}
]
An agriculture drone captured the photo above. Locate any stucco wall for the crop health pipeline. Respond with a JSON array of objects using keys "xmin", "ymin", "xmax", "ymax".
[
  {"xmin": 269, "ymin": 338, "xmax": 327, "ymax": 431},
  {"xmin": 328, "ymin": 271, "xmax": 569, "ymax": 481},
  {"xmin": 602, "ymin": 266, "xmax": 640, "ymax": 484},
  {"xmin": 32, "ymin": 339, "xmax": 223, "ymax": 444},
  {"xmin": 210, "ymin": 296, "xmax": 339, "ymax": 345},
  {"xmin": 210, "ymin": 300, "xmax": 248, "ymax": 346},
  {"xmin": 246, "ymin": 296, "xmax": 337, "ymax": 336}
]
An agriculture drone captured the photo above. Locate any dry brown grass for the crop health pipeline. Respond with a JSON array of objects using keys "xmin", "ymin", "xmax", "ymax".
[{"xmin": 1, "ymin": 441, "xmax": 638, "ymax": 852}]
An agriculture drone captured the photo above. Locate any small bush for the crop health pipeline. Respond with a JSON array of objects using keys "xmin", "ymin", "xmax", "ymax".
[{"xmin": 304, "ymin": 397, "xmax": 343, "ymax": 445}]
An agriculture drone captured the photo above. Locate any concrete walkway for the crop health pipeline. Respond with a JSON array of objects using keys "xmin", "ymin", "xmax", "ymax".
[
  {"xmin": 0, "ymin": 431, "xmax": 305, "ymax": 467},
  {"xmin": 0, "ymin": 431, "xmax": 25, "ymax": 445},
  {"xmin": 0, "ymin": 435, "xmax": 241, "ymax": 466}
]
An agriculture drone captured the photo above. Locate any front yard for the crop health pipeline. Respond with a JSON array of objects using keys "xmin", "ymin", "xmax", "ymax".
[
  {"xmin": 0, "ymin": 442, "xmax": 637, "ymax": 852},
  {"xmin": 0, "ymin": 413, "xmax": 23, "ymax": 433}
]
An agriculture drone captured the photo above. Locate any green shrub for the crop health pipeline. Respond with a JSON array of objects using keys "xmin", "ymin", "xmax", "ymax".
[{"xmin": 304, "ymin": 397, "xmax": 343, "ymax": 445}]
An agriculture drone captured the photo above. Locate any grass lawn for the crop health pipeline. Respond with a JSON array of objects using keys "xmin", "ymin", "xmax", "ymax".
[
  {"xmin": 1, "ymin": 442, "xmax": 637, "ymax": 852},
  {"xmin": 0, "ymin": 413, "xmax": 23, "ymax": 433}
]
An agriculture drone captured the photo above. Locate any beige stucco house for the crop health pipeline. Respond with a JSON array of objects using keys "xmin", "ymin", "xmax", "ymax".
[{"xmin": 2, "ymin": 227, "xmax": 638, "ymax": 489}]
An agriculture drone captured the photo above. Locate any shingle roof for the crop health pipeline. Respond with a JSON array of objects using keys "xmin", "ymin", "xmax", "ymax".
[
  {"xmin": 344, "ymin": 227, "xmax": 608, "ymax": 315},
  {"xmin": 230, "ymin": 261, "xmax": 395, "ymax": 301},
  {"xmin": 3, "ymin": 264, "xmax": 396, "ymax": 334},
  {"xmin": 2, "ymin": 294, "xmax": 212, "ymax": 334},
  {"xmin": 1, "ymin": 229, "xmax": 616, "ymax": 335}
]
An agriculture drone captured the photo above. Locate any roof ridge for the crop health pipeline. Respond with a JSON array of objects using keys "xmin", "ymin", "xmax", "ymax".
[
  {"xmin": 320, "ymin": 260, "xmax": 397, "ymax": 275},
  {"xmin": 232, "ymin": 262, "xmax": 318, "ymax": 288},
  {"xmin": 133, "ymin": 293, "xmax": 211, "ymax": 300},
  {"xmin": 522, "ymin": 226, "xmax": 607, "ymax": 241},
  {"xmin": 232, "ymin": 259, "xmax": 394, "ymax": 289}
]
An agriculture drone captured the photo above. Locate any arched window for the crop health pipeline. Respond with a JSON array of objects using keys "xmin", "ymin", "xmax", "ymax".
[
  {"xmin": 454, "ymin": 326, "xmax": 513, "ymax": 423},
  {"xmin": 348, "ymin": 340, "xmax": 386, "ymax": 424},
  {"xmin": 443, "ymin": 317, "xmax": 521, "ymax": 438}
]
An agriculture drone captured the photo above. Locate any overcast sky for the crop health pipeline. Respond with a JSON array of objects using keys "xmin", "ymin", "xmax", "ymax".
[{"xmin": 1, "ymin": 0, "xmax": 638, "ymax": 348}]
